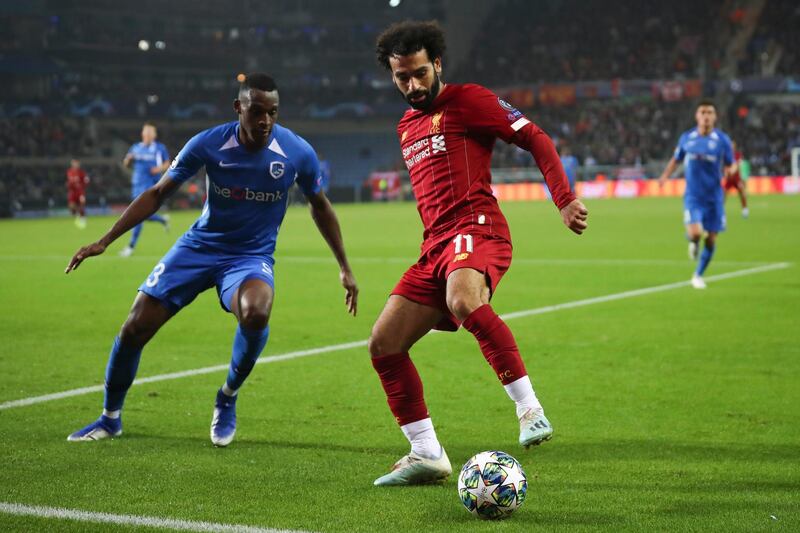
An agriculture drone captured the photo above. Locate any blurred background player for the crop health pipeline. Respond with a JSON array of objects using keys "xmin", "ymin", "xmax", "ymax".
[
  {"xmin": 66, "ymin": 158, "xmax": 89, "ymax": 228},
  {"xmin": 560, "ymin": 145, "xmax": 579, "ymax": 192},
  {"xmin": 120, "ymin": 122, "xmax": 171, "ymax": 256},
  {"xmin": 724, "ymin": 140, "xmax": 749, "ymax": 218},
  {"xmin": 369, "ymin": 21, "xmax": 588, "ymax": 486},
  {"xmin": 64, "ymin": 73, "xmax": 358, "ymax": 446},
  {"xmin": 318, "ymin": 153, "xmax": 331, "ymax": 194},
  {"xmin": 659, "ymin": 100, "xmax": 736, "ymax": 289}
]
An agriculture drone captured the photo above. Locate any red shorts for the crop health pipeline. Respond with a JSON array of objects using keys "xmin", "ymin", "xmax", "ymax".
[
  {"xmin": 391, "ymin": 232, "xmax": 512, "ymax": 331},
  {"xmin": 68, "ymin": 190, "xmax": 85, "ymax": 205},
  {"xmin": 723, "ymin": 176, "xmax": 742, "ymax": 190}
]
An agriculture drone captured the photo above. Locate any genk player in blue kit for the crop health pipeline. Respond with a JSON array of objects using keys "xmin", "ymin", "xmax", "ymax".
[
  {"xmin": 120, "ymin": 122, "xmax": 171, "ymax": 257},
  {"xmin": 64, "ymin": 73, "xmax": 359, "ymax": 446},
  {"xmin": 659, "ymin": 100, "xmax": 736, "ymax": 289}
]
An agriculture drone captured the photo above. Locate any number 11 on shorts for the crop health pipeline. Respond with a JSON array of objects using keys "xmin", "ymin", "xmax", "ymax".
[{"xmin": 453, "ymin": 234, "xmax": 473, "ymax": 254}]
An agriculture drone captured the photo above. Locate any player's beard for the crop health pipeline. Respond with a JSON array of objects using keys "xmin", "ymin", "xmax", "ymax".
[{"xmin": 404, "ymin": 74, "xmax": 441, "ymax": 111}]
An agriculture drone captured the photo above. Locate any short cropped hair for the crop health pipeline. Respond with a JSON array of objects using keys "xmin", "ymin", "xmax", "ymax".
[
  {"xmin": 239, "ymin": 72, "xmax": 278, "ymax": 95},
  {"xmin": 376, "ymin": 20, "xmax": 446, "ymax": 70},
  {"xmin": 697, "ymin": 99, "xmax": 716, "ymax": 110}
]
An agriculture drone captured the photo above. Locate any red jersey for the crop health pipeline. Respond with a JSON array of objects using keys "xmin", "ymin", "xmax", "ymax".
[
  {"xmin": 66, "ymin": 168, "xmax": 89, "ymax": 193},
  {"xmin": 397, "ymin": 84, "xmax": 574, "ymax": 250}
]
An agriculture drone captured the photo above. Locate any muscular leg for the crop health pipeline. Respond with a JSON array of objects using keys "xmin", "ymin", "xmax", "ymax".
[
  {"xmin": 223, "ymin": 278, "xmax": 273, "ymax": 395},
  {"xmin": 206, "ymin": 279, "xmax": 273, "ymax": 447},
  {"xmin": 105, "ymin": 292, "xmax": 173, "ymax": 414},
  {"xmin": 446, "ymin": 268, "xmax": 542, "ymax": 421},
  {"xmin": 369, "ymin": 295, "xmax": 443, "ymax": 458}
]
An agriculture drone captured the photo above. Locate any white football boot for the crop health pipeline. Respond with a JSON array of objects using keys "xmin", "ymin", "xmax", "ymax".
[
  {"xmin": 373, "ymin": 448, "xmax": 452, "ymax": 486},
  {"xmin": 519, "ymin": 408, "xmax": 553, "ymax": 448},
  {"xmin": 691, "ymin": 274, "xmax": 707, "ymax": 289},
  {"xmin": 119, "ymin": 245, "xmax": 134, "ymax": 257}
]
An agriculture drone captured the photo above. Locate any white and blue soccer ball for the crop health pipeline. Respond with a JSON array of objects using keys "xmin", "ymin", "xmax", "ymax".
[{"xmin": 457, "ymin": 450, "xmax": 527, "ymax": 520}]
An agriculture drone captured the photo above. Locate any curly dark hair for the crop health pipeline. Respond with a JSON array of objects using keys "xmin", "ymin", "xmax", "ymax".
[{"xmin": 375, "ymin": 20, "xmax": 446, "ymax": 70}]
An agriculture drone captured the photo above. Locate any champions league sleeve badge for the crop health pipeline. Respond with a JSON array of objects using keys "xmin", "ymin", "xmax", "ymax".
[{"xmin": 269, "ymin": 161, "xmax": 285, "ymax": 179}]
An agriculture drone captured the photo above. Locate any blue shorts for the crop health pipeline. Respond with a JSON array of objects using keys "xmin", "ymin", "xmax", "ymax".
[
  {"xmin": 683, "ymin": 197, "xmax": 726, "ymax": 233},
  {"xmin": 138, "ymin": 238, "xmax": 275, "ymax": 313}
]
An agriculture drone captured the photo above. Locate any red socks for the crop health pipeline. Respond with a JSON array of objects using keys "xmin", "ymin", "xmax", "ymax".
[
  {"xmin": 463, "ymin": 304, "xmax": 528, "ymax": 385},
  {"xmin": 371, "ymin": 352, "xmax": 429, "ymax": 425}
]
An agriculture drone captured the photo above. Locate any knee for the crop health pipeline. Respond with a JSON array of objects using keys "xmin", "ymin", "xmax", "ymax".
[
  {"xmin": 705, "ymin": 235, "xmax": 717, "ymax": 248},
  {"xmin": 446, "ymin": 294, "xmax": 480, "ymax": 322},
  {"xmin": 369, "ymin": 325, "xmax": 402, "ymax": 358},
  {"xmin": 120, "ymin": 313, "xmax": 156, "ymax": 346},
  {"xmin": 368, "ymin": 332, "xmax": 387, "ymax": 358},
  {"xmin": 238, "ymin": 302, "xmax": 270, "ymax": 330}
]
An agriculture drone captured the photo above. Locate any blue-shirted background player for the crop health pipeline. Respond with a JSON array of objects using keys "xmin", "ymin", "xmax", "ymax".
[
  {"xmin": 120, "ymin": 122, "xmax": 171, "ymax": 257},
  {"xmin": 64, "ymin": 73, "xmax": 359, "ymax": 446},
  {"xmin": 659, "ymin": 100, "xmax": 737, "ymax": 289},
  {"xmin": 559, "ymin": 145, "xmax": 578, "ymax": 192}
]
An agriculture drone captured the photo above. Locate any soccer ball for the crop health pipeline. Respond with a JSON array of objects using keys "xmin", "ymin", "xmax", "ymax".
[{"xmin": 457, "ymin": 450, "xmax": 527, "ymax": 519}]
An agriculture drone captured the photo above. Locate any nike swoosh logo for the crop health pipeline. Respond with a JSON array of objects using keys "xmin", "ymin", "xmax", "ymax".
[{"xmin": 219, "ymin": 161, "xmax": 238, "ymax": 168}]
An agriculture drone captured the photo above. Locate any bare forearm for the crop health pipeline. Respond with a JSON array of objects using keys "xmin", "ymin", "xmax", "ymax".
[{"xmin": 310, "ymin": 201, "xmax": 351, "ymax": 271}]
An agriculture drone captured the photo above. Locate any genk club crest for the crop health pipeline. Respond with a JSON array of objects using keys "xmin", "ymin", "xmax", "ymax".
[{"xmin": 269, "ymin": 161, "xmax": 285, "ymax": 179}]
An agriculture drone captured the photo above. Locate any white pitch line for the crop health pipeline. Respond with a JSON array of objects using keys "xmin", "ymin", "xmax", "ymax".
[
  {"xmin": 501, "ymin": 262, "xmax": 790, "ymax": 321},
  {"xmin": 0, "ymin": 262, "xmax": 790, "ymax": 412},
  {"xmin": 0, "ymin": 340, "xmax": 368, "ymax": 411},
  {"xmin": 0, "ymin": 502, "xmax": 310, "ymax": 533}
]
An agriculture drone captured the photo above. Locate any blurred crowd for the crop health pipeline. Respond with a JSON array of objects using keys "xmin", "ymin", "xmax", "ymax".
[
  {"xmin": 737, "ymin": 0, "xmax": 800, "ymax": 77},
  {"xmin": 461, "ymin": 0, "xmax": 724, "ymax": 85},
  {"xmin": 493, "ymin": 99, "xmax": 800, "ymax": 176}
]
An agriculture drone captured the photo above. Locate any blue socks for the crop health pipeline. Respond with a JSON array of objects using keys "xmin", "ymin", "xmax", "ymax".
[
  {"xmin": 225, "ymin": 325, "xmax": 269, "ymax": 392},
  {"xmin": 104, "ymin": 336, "xmax": 143, "ymax": 411},
  {"xmin": 102, "ymin": 324, "xmax": 267, "ymax": 414},
  {"xmin": 129, "ymin": 223, "xmax": 143, "ymax": 248},
  {"xmin": 696, "ymin": 243, "xmax": 715, "ymax": 276}
]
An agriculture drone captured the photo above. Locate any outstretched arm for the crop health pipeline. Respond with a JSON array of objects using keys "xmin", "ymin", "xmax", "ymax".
[
  {"xmin": 514, "ymin": 123, "xmax": 588, "ymax": 235},
  {"xmin": 307, "ymin": 191, "xmax": 358, "ymax": 316},
  {"xmin": 65, "ymin": 175, "xmax": 181, "ymax": 273}
]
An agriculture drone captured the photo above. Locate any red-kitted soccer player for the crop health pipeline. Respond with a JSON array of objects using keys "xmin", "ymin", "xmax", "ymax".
[
  {"xmin": 723, "ymin": 140, "xmax": 748, "ymax": 218},
  {"xmin": 370, "ymin": 21, "xmax": 589, "ymax": 486},
  {"xmin": 66, "ymin": 158, "xmax": 89, "ymax": 228}
]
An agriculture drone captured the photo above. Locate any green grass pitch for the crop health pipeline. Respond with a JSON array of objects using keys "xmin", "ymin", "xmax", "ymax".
[{"xmin": 0, "ymin": 195, "xmax": 798, "ymax": 532}]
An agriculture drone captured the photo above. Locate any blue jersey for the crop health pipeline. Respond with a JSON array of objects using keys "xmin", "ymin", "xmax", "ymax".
[
  {"xmin": 318, "ymin": 159, "xmax": 331, "ymax": 192},
  {"xmin": 674, "ymin": 128, "xmax": 733, "ymax": 201},
  {"xmin": 560, "ymin": 154, "xmax": 578, "ymax": 190},
  {"xmin": 128, "ymin": 141, "xmax": 170, "ymax": 190},
  {"xmin": 166, "ymin": 122, "xmax": 322, "ymax": 256}
]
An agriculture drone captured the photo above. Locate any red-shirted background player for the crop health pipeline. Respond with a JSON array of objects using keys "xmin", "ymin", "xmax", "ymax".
[
  {"xmin": 66, "ymin": 158, "xmax": 89, "ymax": 228},
  {"xmin": 724, "ymin": 141, "xmax": 749, "ymax": 218},
  {"xmin": 370, "ymin": 21, "xmax": 589, "ymax": 486}
]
